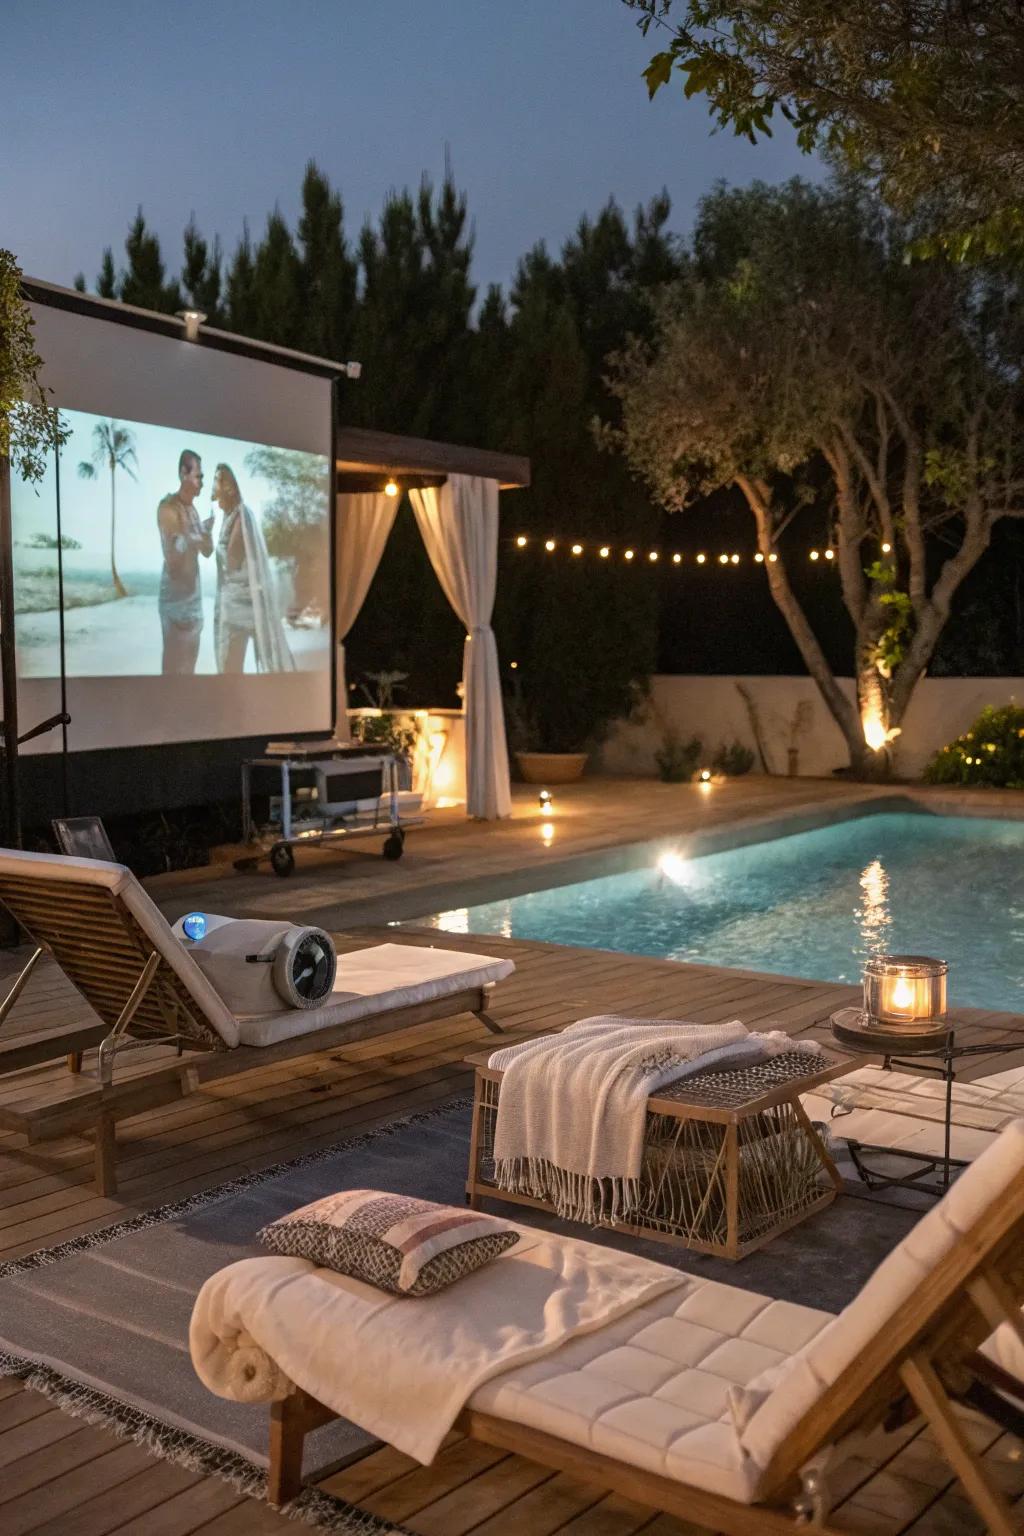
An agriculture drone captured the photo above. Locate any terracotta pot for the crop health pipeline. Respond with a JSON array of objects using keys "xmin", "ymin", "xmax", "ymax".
[{"xmin": 515, "ymin": 751, "xmax": 588, "ymax": 784}]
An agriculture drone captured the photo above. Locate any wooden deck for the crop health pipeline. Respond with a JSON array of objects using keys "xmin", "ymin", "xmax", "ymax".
[{"xmin": 2, "ymin": 776, "xmax": 1024, "ymax": 1534}]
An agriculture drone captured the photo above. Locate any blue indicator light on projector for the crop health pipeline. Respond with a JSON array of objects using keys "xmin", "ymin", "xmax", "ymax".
[{"xmin": 182, "ymin": 912, "xmax": 207, "ymax": 942}]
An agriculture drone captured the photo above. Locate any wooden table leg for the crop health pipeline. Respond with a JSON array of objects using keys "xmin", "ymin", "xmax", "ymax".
[{"xmin": 93, "ymin": 1113, "xmax": 117, "ymax": 1197}]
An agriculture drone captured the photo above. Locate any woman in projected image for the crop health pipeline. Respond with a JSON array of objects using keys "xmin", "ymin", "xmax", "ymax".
[{"xmin": 211, "ymin": 463, "xmax": 295, "ymax": 674}]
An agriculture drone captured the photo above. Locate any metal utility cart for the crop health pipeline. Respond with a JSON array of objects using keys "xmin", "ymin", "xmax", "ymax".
[{"xmin": 237, "ymin": 744, "xmax": 425, "ymax": 876}]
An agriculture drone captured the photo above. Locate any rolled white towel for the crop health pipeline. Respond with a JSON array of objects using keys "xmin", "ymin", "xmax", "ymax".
[{"xmin": 227, "ymin": 1331, "xmax": 293, "ymax": 1402}]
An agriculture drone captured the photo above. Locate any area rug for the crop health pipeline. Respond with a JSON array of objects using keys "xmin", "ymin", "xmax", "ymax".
[{"xmin": 0, "ymin": 1099, "xmax": 919, "ymax": 1533}]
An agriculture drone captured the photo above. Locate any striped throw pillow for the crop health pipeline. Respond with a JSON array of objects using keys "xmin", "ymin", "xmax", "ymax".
[{"xmin": 258, "ymin": 1189, "xmax": 520, "ymax": 1296}]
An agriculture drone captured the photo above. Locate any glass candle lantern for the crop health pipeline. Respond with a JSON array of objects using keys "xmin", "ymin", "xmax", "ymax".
[{"xmin": 863, "ymin": 954, "xmax": 948, "ymax": 1027}]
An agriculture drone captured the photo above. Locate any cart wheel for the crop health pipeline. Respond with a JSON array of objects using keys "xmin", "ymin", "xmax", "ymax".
[
  {"xmin": 382, "ymin": 830, "xmax": 405, "ymax": 861},
  {"xmin": 270, "ymin": 842, "xmax": 295, "ymax": 877}
]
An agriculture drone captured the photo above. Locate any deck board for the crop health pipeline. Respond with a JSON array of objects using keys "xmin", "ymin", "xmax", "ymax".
[{"xmin": 1, "ymin": 776, "xmax": 1023, "ymax": 1534}]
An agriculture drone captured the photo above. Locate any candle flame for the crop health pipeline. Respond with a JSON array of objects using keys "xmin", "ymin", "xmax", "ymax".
[{"xmin": 891, "ymin": 976, "xmax": 915, "ymax": 1011}]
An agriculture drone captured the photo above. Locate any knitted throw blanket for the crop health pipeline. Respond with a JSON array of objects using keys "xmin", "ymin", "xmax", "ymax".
[{"xmin": 488, "ymin": 1016, "xmax": 819, "ymax": 1225}]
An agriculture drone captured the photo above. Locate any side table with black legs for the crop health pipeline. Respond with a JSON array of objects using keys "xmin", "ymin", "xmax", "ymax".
[{"xmin": 829, "ymin": 1006, "xmax": 1011, "ymax": 1195}]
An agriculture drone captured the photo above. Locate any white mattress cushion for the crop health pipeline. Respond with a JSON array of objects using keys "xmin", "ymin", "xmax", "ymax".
[
  {"xmin": 235, "ymin": 943, "xmax": 513, "ymax": 1046},
  {"xmin": 0, "ymin": 847, "xmax": 240, "ymax": 1047},
  {"xmin": 469, "ymin": 1277, "xmax": 833, "ymax": 1503},
  {"xmin": 735, "ymin": 1118, "xmax": 1024, "ymax": 1473}
]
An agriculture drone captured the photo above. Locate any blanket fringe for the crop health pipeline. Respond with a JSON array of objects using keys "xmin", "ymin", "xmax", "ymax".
[{"xmin": 493, "ymin": 1156, "xmax": 643, "ymax": 1226}]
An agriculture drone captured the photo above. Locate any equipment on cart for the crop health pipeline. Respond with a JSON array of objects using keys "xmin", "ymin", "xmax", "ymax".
[{"xmin": 238, "ymin": 743, "xmax": 425, "ymax": 877}]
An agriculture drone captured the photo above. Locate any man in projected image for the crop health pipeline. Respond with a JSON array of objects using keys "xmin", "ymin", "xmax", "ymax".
[{"xmin": 157, "ymin": 449, "xmax": 214, "ymax": 674}]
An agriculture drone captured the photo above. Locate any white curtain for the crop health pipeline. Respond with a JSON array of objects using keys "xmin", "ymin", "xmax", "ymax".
[
  {"xmin": 334, "ymin": 492, "xmax": 398, "ymax": 737},
  {"xmin": 409, "ymin": 476, "xmax": 511, "ymax": 819}
]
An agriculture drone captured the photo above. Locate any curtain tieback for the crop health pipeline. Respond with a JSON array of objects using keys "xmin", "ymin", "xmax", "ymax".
[{"xmin": 466, "ymin": 624, "xmax": 492, "ymax": 639}]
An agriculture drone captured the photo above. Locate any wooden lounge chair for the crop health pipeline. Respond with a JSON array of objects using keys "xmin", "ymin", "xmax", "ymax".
[
  {"xmin": 0, "ymin": 848, "xmax": 511, "ymax": 1195},
  {"xmin": 250, "ymin": 1121, "xmax": 1024, "ymax": 1533}
]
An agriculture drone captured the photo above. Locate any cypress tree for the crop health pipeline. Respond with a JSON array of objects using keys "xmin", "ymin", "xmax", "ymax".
[
  {"xmin": 224, "ymin": 222, "xmax": 257, "ymax": 335},
  {"xmin": 249, "ymin": 210, "xmax": 303, "ymax": 347},
  {"xmin": 297, "ymin": 161, "xmax": 356, "ymax": 361},
  {"xmin": 181, "ymin": 216, "xmax": 222, "ymax": 322},
  {"xmin": 118, "ymin": 210, "xmax": 181, "ymax": 312}
]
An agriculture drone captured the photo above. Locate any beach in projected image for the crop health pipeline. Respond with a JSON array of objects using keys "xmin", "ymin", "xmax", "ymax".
[{"xmin": 13, "ymin": 409, "xmax": 331, "ymax": 678}]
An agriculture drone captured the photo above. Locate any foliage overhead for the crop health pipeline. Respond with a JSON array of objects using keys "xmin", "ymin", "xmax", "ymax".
[
  {"xmin": 0, "ymin": 249, "xmax": 69, "ymax": 481},
  {"xmin": 605, "ymin": 177, "xmax": 1024, "ymax": 773},
  {"xmin": 625, "ymin": 0, "xmax": 1024, "ymax": 258}
]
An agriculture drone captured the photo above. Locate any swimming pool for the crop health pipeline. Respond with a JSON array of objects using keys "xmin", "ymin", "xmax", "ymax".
[{"xmin": 422, "ymin": 812, "xmax": 1024, "ymax": 1012}]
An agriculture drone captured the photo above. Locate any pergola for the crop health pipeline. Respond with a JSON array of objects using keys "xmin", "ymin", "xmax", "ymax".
[{"xmin": 333, "ymin": 427, "xmax": 530, "ymax": 821}]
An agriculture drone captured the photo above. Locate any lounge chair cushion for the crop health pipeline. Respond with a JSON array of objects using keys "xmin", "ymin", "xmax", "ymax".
[
  {"xmin": 733, "ymin": 1117, "xmax": 1024, "ymax": 1473},
  {"xmin": 469, "ymin": 1277, "xmax": 833, "ymax": 1502},
  {"xmin": 234, "ymin": 943, "xmax": 513, "ymax": 1047}
]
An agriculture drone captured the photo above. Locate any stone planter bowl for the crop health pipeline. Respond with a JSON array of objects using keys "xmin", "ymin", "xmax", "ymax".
[{"xmin": 515, "ymin": 751, "xmax": 588, "ymax": 784}]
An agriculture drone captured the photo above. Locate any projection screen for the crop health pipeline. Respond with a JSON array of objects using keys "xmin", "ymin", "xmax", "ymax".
[{"xmin": 14, "ymin": 293, "xmax": 335, "ymax": 753}]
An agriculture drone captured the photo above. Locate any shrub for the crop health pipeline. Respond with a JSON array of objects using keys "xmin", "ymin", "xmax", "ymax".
[
  {"xmin": 923, "ymin": 704, "xmax": 1024, "ymax": 787},
  {"xmin": 712, "ymin": 740, "xmax": 755, "ymax": 777},
  {"xmin": 655, "ymin": 728, "xmax": 702, "ymax": 782}
]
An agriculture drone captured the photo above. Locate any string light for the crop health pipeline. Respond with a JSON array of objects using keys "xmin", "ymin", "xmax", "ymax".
[
  {"xmin": 769, "ymin": 552, "xmax": 778, "ymax": 562},
  {"xmin": 810, "ymin": 549, "xmax": 820, "ymax": 561},
  {"xmin": 881, "ymin": 542, "xmax": 892, "ymax": 554},
  {"xmin": 754, "ymin": 552, "xmax": 764, "ymax": 563},
  {"xmin": 718, "ymin": 553, "xmax": 729, "ymax": 565},
  {"xmin": 516, "ymin": 535, "xmax": 527, "ymax": 547},
  {"xmin": 730, "ymin": 553, "xmax": 740, "ymax": 565},
  {"xmin": 571, "ymin": 543, "xmax": 583, "ymax": 556},
  {"xmin": 697, "ymin": 553, "xmax": 706, "ymax": 564},
  {"xmin": 384, "ymin": 479, "xmax": 399, "ymax": 498},
  {"xmin": 544, "ymin": 539, "xmax": 555, "ymax": 552},
  {"xmin": 510, "ymin": 540, "xmax": 841, "ymax": 572},
  {"xmin": 624, "ymin": 548, "xmax": 635, "ymax": 560},
  {"xmin": 648, "ymin": 550, "xmax": 658, "ymax": 562},
  {"xmin": 599, "ymin": 545, "xmax": 610, "ymax": 558},
  {"xmin": 509, "ymin": 660, "xmax": 518, "ymax": 669},
  {"xmin": 672, "ymin": 552, "xmax": 682, "ymax": 564},
  {"xmin": 824, "ymin": 549, "xmax": 835, "ymax": 560}
]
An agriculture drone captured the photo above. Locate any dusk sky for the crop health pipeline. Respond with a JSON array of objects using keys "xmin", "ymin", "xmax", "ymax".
[{"xmin": 5, "ymin": 0, "xmax": 822, "ymax": 299}]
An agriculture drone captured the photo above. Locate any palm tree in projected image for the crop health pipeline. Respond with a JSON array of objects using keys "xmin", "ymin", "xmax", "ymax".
[{"xmin": 77, "ymin": 420, "xmax": 138, "ymax": 598}]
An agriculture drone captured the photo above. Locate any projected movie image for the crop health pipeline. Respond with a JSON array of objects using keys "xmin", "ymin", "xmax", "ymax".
[{"xmin": 13, "ymin": 409, "xmax": 331, "ymax": 678}]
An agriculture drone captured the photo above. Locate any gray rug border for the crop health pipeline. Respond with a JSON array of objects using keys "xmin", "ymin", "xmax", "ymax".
[{"xmin": 0, "ymin": 1095, "xmax": 477, "ymax": 1535}]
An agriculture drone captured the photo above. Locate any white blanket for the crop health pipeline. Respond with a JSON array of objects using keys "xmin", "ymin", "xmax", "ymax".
[
  {"xmin": 189, "ymin": 1228, "xmax": 686, "ymax": 1464},
  {"xmin": 488, "ymin": 1016, "xmax": 818, "ymax": 1223}
]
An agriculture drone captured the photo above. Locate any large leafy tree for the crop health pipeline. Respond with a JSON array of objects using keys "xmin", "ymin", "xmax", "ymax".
[
  {"xmin": 626, "ymin": 0, "xmax": 1024, "ymax": 257},
  {"xmin": 606, "ymin": 179, "xmax": 1024, "ymax": 776}
]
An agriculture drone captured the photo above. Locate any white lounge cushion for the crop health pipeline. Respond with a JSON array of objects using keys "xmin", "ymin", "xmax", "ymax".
[
  {"xmin": 0, "ymin": 847, "xmax": 240, "ymax": 1047},
  {"xmin": 469, "ymin": 1278, "xmax": 833, "ymax": 1503},
  {"xmin": 734, "ymin": 1118, "xmax": 1024, "ymax": 1474},
  {"xmin": 234, "ymin": 943, "xmax": 513, "ymax": 1047}
]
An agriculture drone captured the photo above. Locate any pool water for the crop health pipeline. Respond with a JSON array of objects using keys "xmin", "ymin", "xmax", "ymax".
[{"xmin": 422, "ymin": 812, "xmax": 1024, "ymax": 1012}]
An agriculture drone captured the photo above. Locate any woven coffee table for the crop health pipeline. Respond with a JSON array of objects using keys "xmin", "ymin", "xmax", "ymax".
[{"xmin": 465, "ymin": 1042, "xmax": 853, "ymax": 1260}]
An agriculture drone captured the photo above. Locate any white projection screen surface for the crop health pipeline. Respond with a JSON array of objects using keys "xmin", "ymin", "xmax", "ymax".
[{"xmin": 14, "ymin": 298, "xmax": 335, "ymax": 753}]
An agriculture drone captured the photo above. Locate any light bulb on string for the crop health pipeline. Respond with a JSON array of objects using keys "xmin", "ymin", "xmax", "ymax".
[
  {"xmin": 697, "ymin": 553, "xmax": 706, "ymax": 564},
  {"xmin": 672, "ymin": 553, "xmax": 682, "ymax": 564},
  {"xmin": 768, "ymin": 552, "xmax": 778, "ymax": 563},
  {"xmin": 544, "ymin": 539, "xmax": 556, "ymax": 552},
  {"xmin": 730, "ymin": 553, "xmax": 740, "ymax": 565},
  {"xmin": 718, "ymin": 553, "xmax": 729, "ymax": 565},
  {"xmin": 624, "ymin": 549, "xmax": 634, "ymax": 560},
  {"xmin": 648, "ymin": 550, "xmax": 658, "ymax": 562},
  {"xmin": 881, "ymin": 542, "xmax": 892, "ymax": 554},
  {"xmin": 824, "ymin": 549, "xmax": 835, "ymax": 560},
  {"xmin": 810, "ymin": 550, "xmax": 820, "ymax": 561},
  {"xmin": 384, "ymin": 479, "xmax": 399, "ymax": 498},
  {"xmin": 754, "ymin": 552, "xmax": 764, "ymax": 563},
  {"xmin": 599, "ymin": 546, "xmax": 610, "ymax": 558},
  {"xmin": 515, "ymin": 535, "xmax": 527, "ymax": 548},
  {"xmin": 571, "ymin": 543, "xmax": 583, "ymax": 556}
]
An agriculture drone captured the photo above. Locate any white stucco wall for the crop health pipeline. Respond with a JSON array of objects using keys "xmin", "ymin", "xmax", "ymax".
[{"xmin": 597, "ymin": 675, "xmax": 1024, "ymax": 780}]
